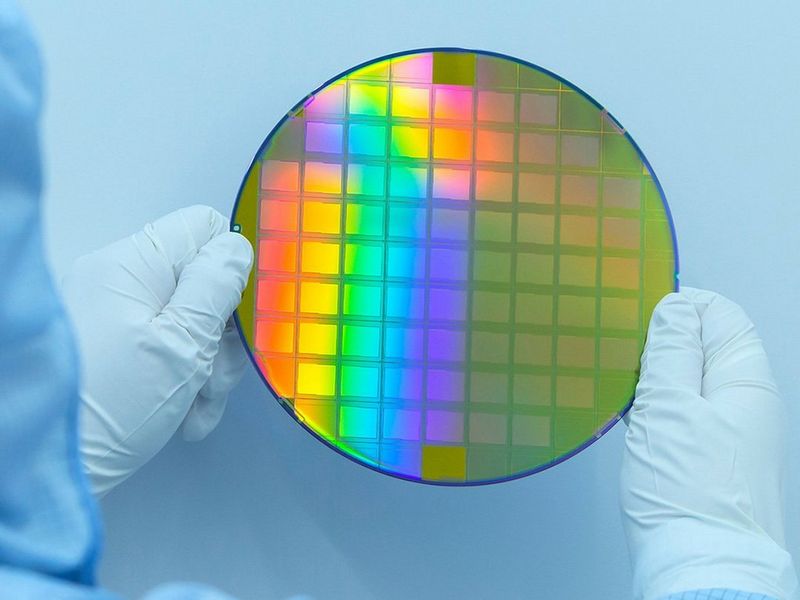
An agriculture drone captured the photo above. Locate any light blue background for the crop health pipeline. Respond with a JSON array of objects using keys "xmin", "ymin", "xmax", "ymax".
[{"xmin": 20, "ymin": 1, "xmax": 800, "ymax": 598}]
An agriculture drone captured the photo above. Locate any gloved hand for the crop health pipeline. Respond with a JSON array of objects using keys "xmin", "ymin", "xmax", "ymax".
[
  {"xmin": 62, "ymin": 205, "xmax": 253, "ymax": 498},
  {"xmin": 621, "ymin": 288, "xmax": 799, "ymax": 600}
]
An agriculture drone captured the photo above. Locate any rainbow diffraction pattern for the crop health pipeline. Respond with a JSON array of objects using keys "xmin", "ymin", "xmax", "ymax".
[{"xmin": 231, "ymin": 49, "xmax": 678, "ymax": 484}]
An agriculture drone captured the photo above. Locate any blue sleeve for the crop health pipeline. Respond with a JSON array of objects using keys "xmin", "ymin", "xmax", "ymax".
[
  {"xmin": 660, "ymin": 588, "xmax": 779, "ymax": 600},
  {"xmin": 0, "ymin": 3, "xmax": 237, "ymax": 599},
  {"xmin": 0, "ymin": 0, "xmax": 105, "ymax": 590}
]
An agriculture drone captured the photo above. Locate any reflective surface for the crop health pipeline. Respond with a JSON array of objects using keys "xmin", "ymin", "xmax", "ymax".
[{"xmin": 232, "ymin": 49, "xmax": 678, "ymax": 484}]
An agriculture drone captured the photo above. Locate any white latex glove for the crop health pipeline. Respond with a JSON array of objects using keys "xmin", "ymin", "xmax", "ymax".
[
  {"xmin": 621, "ymin": 288, "xmax": 800, "ymax": 600},
  {"xmin": 62, "ymin": 205, "xmax": 253, "ymax": 498}
]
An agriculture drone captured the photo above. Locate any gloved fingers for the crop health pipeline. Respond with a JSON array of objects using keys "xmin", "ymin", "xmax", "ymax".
[
  {"xmin": 628, "ymin": 292, "xmax": 704, "ymax": 422},
  {"xmin": 622, "ymin": 291, "xmax": 739, "ymax": 553},
  {"xmin": 687, "ymin": 287, "xmax": 785, "ymax": 469},
  {"xmin": 680, "ymin": 287, "xmax": 781, "ymax": 401},
  {"xmin": 623, "ymin": 291, "xmax": 708, "ymax": 502},
  {"xmin": 686, "ymin": 288, "xmax": 787, "ymax": 545},
  {"xmin": 89, "ymin": 233, "xmax": 251, "ymax": 487},
  {"xmin": 181, "ymin": 391, "xmax": 229, "ymax": 444},
  {"xmin": 181, "ymin": 319, "xmax": 249, "ymax": 442},
  {"xmin": 157, "ymin": 229, "xmax": 252, "ymax": 339},
  {"xmin": 141, "ymin": 204, "xmax": 230, "ymax": 281},
  {"xmin": 198, "ymin": 319, "xmax": 249, "ymax": 402},
  {"xmin": 153, "ymin": 230, "xmax": 252, "ymax": 368},
  {"xmin": 62, "ymin": 235, "xmax": 158, "ymax": 329},
  {"xmin": 63, "ymin": 205, "xmax": 232, "ymax": 325},
  {"xmin": 127, "ymin": 205, "xmax": 230, "ymax": 314}
]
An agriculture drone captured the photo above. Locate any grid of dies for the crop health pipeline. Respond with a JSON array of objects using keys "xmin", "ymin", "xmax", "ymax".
[{"xmin": 249, "ymin": 52, "xmax": 676, "ymax": 480}]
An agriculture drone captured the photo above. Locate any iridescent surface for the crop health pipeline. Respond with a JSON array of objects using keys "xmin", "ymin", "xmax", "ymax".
[{"xmin": 232, "ymin": 49, "xmax": 678, "ymax": 484}]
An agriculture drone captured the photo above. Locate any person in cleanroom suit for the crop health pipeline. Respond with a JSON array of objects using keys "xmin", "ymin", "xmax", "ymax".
[{"xmin": 1, "ymin": 1, "xmax": 797, "ymax": 598}]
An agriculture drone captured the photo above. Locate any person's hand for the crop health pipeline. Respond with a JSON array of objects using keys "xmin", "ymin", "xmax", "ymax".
[
  {"xmin": 62, "ymin": 206, "xmax": 253, "ymax": 498},
  {"xmin": 621, "ymin": 288, "xmax": 799, "ymax": 600}
]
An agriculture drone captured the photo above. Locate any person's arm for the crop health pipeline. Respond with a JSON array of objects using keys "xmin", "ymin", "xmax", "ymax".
[
  {"xmin": 0, "ymin": 2, "xmax": 246, "ymax": 597},
  {"xmin": 0, "ymin": 1, "xmax": 106, "ymax": 592},
  {"xmin": 621, "ymin": 288, "xmax": 799, "ymax": 600}
]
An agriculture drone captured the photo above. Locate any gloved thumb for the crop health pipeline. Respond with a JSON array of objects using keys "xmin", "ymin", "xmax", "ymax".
[
  {"xmin": 181, "ymin": 319, "xmax": 249, "ymax": 441},
  {"xmin": 153, "ymin": 231, "xmax": 253, "ymax": 361},
  {"xmin": 139, "ymin": 230, "xmax": 252, "ymax": 447},
  {"xmin": 624, "ymin": 292, "xmax": 703, "ymax": 429},
  {"xmin": 144, "ymin": 204, "xmax": 230, "ymax": 285}
]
